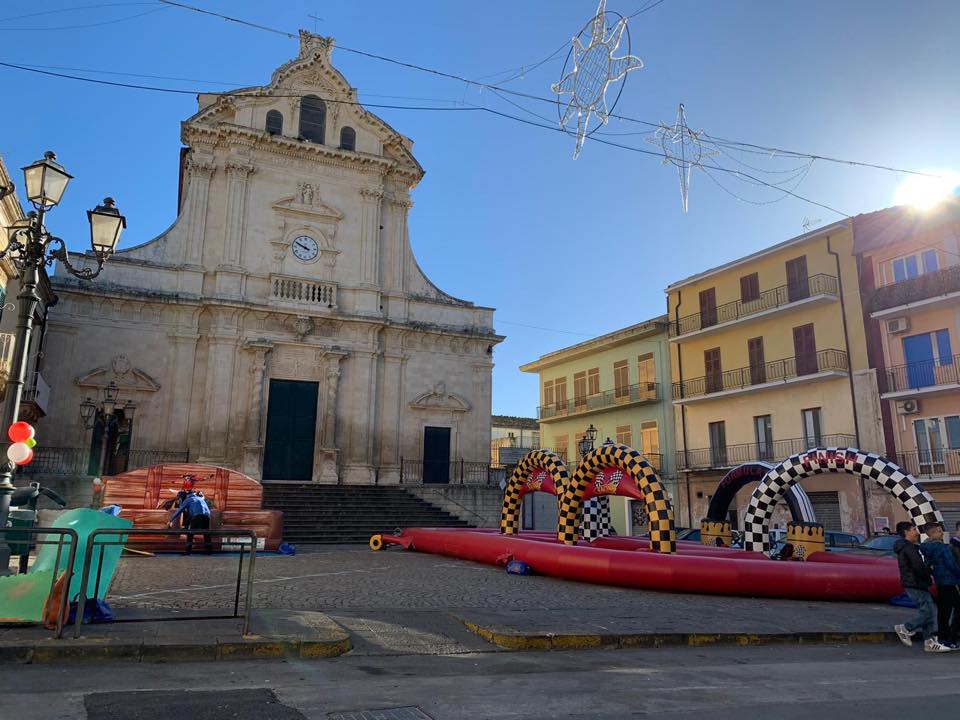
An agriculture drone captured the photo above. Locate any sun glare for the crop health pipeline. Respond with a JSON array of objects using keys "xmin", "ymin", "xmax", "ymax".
[{"xmin": 893, "ymin": 169, "xmax": 960, "ymax": 210}]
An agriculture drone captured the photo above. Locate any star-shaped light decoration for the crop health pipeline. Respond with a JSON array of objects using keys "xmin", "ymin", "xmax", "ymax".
[
  {"xmin": 648, "ymin": 103, "xmax": 719, "ymax": 212},
  {"xmin": 552, "ymin": 0, "xmax": 644, "ymax": 159}
]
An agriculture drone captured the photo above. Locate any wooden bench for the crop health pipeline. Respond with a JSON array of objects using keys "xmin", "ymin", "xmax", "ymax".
[{"xmin": 99, "ymin": 463, "xmax": 283, "ymax": 551}]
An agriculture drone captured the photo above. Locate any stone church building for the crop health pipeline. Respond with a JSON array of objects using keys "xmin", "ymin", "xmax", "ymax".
[{"xmin": 40, "ymin": 31, "xmax": 502, "ymax": 484}]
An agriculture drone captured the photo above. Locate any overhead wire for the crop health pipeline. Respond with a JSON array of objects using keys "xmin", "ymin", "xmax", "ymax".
[
  {"xmin": 0, "ymin": 2, "xmax": 156, "ymax": 23},
  {"xmin": 0, "ymin": 6, "xmax": 166, "ymax": 31}
]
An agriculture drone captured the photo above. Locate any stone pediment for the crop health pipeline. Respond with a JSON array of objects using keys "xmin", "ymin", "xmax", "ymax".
[
  {"xmin": 409, "ymin": 382, "xmax": 470, "ymax": 413},
  {"xmin": 75, "ymin": 355, "xmax": 161, "ymax": 394},
  {"xmin": 273, "ymin": 184, "xmax": 343, "ymax": 223}
]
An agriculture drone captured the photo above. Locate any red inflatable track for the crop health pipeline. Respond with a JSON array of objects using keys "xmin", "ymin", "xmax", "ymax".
[{"xmin": 377, "ymin": 528, "xmax": 903, "ymax": 602}]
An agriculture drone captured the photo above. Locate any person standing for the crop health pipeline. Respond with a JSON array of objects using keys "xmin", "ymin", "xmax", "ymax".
[
  {"xmin": 894, "ymin": 521, "xmax": 951, "ymax": 652},
  {"xmin": 167, "ymin": 489, "xmax": 212, "ymax": 555},
  {"xmin": 921, "ymin": 523, "xmax": 960, "ymax": 649}
]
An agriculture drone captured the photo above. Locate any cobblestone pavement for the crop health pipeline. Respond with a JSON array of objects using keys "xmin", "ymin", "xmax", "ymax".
[{"xmin": 107, "ymin": 544, "xmax": 910, "ymax": 638}]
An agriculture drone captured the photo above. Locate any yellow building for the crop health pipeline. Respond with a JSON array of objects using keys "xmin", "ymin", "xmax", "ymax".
[
  {"xmin": 666, "ymin": 221, "xmax": 895, "ymax": 536},
  {"xmin": 520, "ymin": 316, "xmax": 676, "ymax": 534},
  {"xmin": 855, "ymin": 200, "xmax": 960, "ymax": 528}
]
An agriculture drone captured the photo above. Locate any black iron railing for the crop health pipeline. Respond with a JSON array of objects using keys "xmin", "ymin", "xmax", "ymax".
[
  {"xmin": 892, "ymin": 449, "xmax": 960, "ymax": 478},
  {"xmin": 538, "ymin": 381, "xmax": 660, "ymax": 420},
  {"xmin": 669, "ymin": 274, "xmax": 838, "ymax": 337},
  {"xmin": 878, "ymin": 354, "xmax": 960, "ymax": 394},
  {"xmin": 673, "ymin": 349, "xmax": 849, "ymax": 400},
  {"xmin": 17, "ymin": 446, "xmax": 190, "ymax": 476},
  {"xmin": 399, "ymin": 459, "xmax": 507, "ymax": 486},
  {"xmin": 870, "ymin": 264, "xmax": 960, "ymax": 313},
  {"xmin": 677, "ymin": 434, "xmax": 858, "ymax": 470}
]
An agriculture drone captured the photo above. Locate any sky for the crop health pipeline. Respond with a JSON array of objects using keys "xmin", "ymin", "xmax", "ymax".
[{"xmin": 1, "ymin": 0, "xmax": 959, "ymax": 418}]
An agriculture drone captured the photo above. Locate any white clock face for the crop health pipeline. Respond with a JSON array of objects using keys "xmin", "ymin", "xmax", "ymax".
[{"xmin": 291, "ymin": 235, "xmax": 319, "ymax": 262}]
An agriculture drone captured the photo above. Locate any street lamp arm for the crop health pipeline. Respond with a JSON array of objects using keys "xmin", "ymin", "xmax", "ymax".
[{"xmin": 46, "ymin": 236, "xmax": 106, "ymax": 280}]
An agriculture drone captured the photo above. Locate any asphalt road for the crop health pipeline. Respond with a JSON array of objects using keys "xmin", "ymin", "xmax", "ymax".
[{"xmin": 7, "ymin": 644, "xmax": 960, "ymax": 719}]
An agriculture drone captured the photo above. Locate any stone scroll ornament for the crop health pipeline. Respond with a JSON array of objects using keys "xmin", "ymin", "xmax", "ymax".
[
  {"xmin": 562, "ymin": 444, "xmax": 676, "ymax": 552},
  {"xmin": 552, "ymin": 0, "xmax": 644, "ymax": 159},
  {"xmin": 742, "ymin": 447, "xmax": 943, "ymax": 553},
  {"xmin": 499, "ymin": 450, "xmax": 570, "ymax": 535}
]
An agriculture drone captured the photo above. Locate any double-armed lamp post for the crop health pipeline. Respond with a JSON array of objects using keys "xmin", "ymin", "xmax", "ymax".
[{"xmin": 0, "ymin": 151, "xmax": 125, "ymax": 562}]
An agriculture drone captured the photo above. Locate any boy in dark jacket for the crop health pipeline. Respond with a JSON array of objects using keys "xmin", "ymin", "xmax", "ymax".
[
  {"xmin": 921, "ymin": 522, "xmax": 960, "ymax": 648},
  {"xmin": 894, "ymin": 521, "xmax": 951, "ymax": 652}
]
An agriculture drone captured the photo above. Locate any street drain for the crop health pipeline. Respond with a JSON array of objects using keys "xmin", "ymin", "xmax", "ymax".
[
  {"xmin": 85, "ymin": 689, "xmax": 306, "ymax": 719},
  {"xmin": 327, "ymin": 707, "xmax": 433, "ymax": 720}
]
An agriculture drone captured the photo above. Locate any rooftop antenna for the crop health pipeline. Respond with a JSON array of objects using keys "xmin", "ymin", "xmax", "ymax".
[{"xmin": 802, "ymin": 216, "xmax": 822, "ymax": 232}]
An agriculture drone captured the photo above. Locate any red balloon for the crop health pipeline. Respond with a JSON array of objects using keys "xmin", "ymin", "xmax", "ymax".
[{"xmin": 8, "ymin": 421, "xmax": 35, "ymax": 443}]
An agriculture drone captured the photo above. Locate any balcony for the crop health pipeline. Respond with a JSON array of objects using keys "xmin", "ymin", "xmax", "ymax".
[
  {"xmin": 878, "ymin": 354, "xmax": 960, "ymax": 399},
  {"xmin": 677, "ymin": 433, "xmax": 858, "ymax": 471},
  {"xmin": 19, "ymin": 371, "xmax": 51, "ymax": 421},
  {"xmin": 672, "ymin": 349, "xmax": 849, "ymax": 403},
  {"xmin": 669, "ymin": 274, "xmax": 839, "ymax": 340},
  {"xmin": 270, "ymin": 275, "xmax": 337, "ymax": 310},
  {"xmin": 0, "ymin": 333, "xmax": 15, "ymax": 385},
  {"xmin": 537, "ymin": 381, "xmax": 660, "ymax": 421},
  {"xmin": 870, "ymin": 265, "xmax": 960, "ymax": 317},
  {"xmin": 892, "ymin": 449, "xmax": 960, "ymax": 480}
]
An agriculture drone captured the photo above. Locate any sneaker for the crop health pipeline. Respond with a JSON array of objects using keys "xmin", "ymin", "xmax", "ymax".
[
  {"xmin": 924, "ymin": 638, "xmax": 952, "ymax": 653},
  {"xmin": 894, "ymin": 624, "xmax": 913, "ymax": 647}
]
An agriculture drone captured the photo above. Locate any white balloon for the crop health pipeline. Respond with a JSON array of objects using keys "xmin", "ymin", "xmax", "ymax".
[{"xmin": 7, "ymin": 442, "xmax": 31, "ymax": 464}]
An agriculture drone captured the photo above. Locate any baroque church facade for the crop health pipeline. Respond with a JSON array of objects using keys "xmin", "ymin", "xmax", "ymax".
[{"xmin": 40, "ymin": 31, "xmax": 502, "ymax": 484}]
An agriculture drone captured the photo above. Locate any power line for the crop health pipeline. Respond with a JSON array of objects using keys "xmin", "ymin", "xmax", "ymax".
[
  {"xmin": 497, "ymin": 320, "xmax": 594, "ymax": 337},
  {"xmin": 0, "ymin": 58, "xmax": 857, "ymax": 218},
  {"xmin": 0, "ymin": 6, "xmax": 166, "ymax": 31},
  {"xmin": 0, "ymin": 2, "xmax": 155, "ymax": 23}
]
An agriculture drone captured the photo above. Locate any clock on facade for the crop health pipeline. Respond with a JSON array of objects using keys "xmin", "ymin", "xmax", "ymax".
[{"xmin": 291, "ymin": 235, "xmax": 319, "ymax": 262}]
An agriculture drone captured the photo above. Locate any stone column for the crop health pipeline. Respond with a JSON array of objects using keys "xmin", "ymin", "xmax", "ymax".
[
  {"xmin": 222, "ymin": 161, "xmax": 255, "ymax": 268},
  {"xmin": 358, "ymin": 188, "xmax": 383, "ymax": 286},
  {"xmin": 386, "ymin": 197, "xmax": 411, "ymax": 291},
  {"xmin": 183, "ymin": 158, "xmax": 215, "ymax": 266},
  {"xmin": 343, "ymin": 348, "xmax": 378, "ymax": 483},
  {"xmin": 162, "ymin": 330, "xmax": 200, "ymax": 450},
  {"xmin": 197, "ymin": 329, "xmax": 240, "ymax": 464},
  {"xmin": 241, "ymin": 340, "xmax": 273, "ymax": 478},
  {"xmin": 377, "ymin": 348, "xmax": 407, "ymax": 484}
]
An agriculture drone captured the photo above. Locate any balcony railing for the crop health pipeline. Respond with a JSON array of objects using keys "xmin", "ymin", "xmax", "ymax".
[
  {"xmin": 537, "ymin": 382, "xmax": 660, "ymax": 420},
  {"xmin": 669, "ymin": 274, "xmax": 838, "ymax": 337},
  {"xmin": 892, "ymin": 449, "xmax": 960, "ymax": 479},
  {"xmin": 21, "ymin": 371, "xmax": 51, "ymax": 416},
  {"xmin": 878, "ymin": 354, "xmax": 960, "ymax": 394},
  {"xmin": 673, "ymin": 349, "xmax": 849, "ymax": 400},
  {"xmin": 17, "ymin": 446, "xmax": 191, "ymax": 476},
  {"xmin": 870, "ymin": 264, "xmax": 960, "ymax": 313},
  {"xmin": 677, "ymin": 434, "xmax": 858, "ymax": 471},
  {"xmin": 399, "ymin": 458, "xmax": 507, "ymax": 486}
]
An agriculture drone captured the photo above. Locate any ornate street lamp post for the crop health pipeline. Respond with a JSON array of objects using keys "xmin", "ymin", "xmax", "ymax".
[
  {"xmin": 80, "ymin": 381, "xmax": 135, "ymax": 478},
  {"xmin": 578, "ymin": 423, "xmax": 598, "ymax": 458},
  {"xmin": 0, "ymin": 151, "xmax": 124, "ymax": 567}
]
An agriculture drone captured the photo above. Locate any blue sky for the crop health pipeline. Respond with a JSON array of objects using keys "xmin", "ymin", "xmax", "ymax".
[{"xmin": 2, "ymin": 1, "xmax": 958, "ymax": 418}]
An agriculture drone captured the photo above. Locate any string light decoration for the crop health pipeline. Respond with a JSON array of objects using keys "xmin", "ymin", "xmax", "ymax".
[
  {"xmin": 552, "ymin": 0, "xmax": 644, "ymax": 158},
  {"xmin": 647, "ymin": 103, "xmax": 719, "ymax": 212}
]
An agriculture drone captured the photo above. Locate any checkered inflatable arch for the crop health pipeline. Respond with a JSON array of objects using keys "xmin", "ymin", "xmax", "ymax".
[
  {"xmin": 743, "ymin": 447, "xmax": 943, "ymax": 553},
  {"xmin": 705, "ymin": 461, "xmax": 817, "ymax": 524},
  {"xmin": 500, "ymin": 450, "xmax": 570, "ymax": 535},
  {"xmin": 563, "ymin": 444, "xmax": 676, "ymax": 553}
]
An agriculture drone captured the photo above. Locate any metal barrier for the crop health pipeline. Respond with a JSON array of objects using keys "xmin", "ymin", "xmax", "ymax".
[
  {"xmin": 74, "ymin": 528, "xmax": 257, "ymax": 638},
  {"xmin": 0, "ymin": 526, "xmax": 79, "ymax": 639}
]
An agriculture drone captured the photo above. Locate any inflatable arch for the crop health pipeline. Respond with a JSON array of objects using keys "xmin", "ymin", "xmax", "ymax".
[
  {"xmin": 743, "ymin": 447, "xmax": 943, "ymax": 553},
  {"xmin": 701, "ymin": 462, "xmax": 816, "ymax": 547},
  {"xmin": 500, "ymin": 450, "xmax": 569, "ymax": 535},
  {"xmin": 561, "ymin": 444, "xmax": 676, "ymax": 553}
]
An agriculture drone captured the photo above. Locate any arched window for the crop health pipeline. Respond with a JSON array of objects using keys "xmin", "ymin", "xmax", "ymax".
[
  {"xmin": 265, "ymin": 110, "xmax": 283, "ymax": 135},
  {"xmin": 339, "ymin": 126, "xmax": 356, "ymax": 151},
  {"xmin": 298, "ymin": 95, "xmax": 326, "ymax": 143}
]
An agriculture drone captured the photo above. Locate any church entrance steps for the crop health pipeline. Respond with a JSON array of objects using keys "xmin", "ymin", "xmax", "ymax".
[{"xmin": 262, "ymin": 485, "xmax": 474, "ymax": 543}]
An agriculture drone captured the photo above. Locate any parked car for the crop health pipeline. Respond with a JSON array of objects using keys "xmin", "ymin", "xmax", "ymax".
[
  {"xmin": 841, "ymin": 534, "xmax": 899, "ymax": 558},
  {"xmin": 769, "ymin": 528, "xmax": 863, "ymax": 550}
]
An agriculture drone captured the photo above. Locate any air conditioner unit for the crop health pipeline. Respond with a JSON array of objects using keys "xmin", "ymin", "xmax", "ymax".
[
  {"xmin": 887, "ymin": 317, "xmax": 911, "ymax": 334},
  {"xmin": 896, "ymin": 399, "xmax": 921, "ymax": 415}
]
